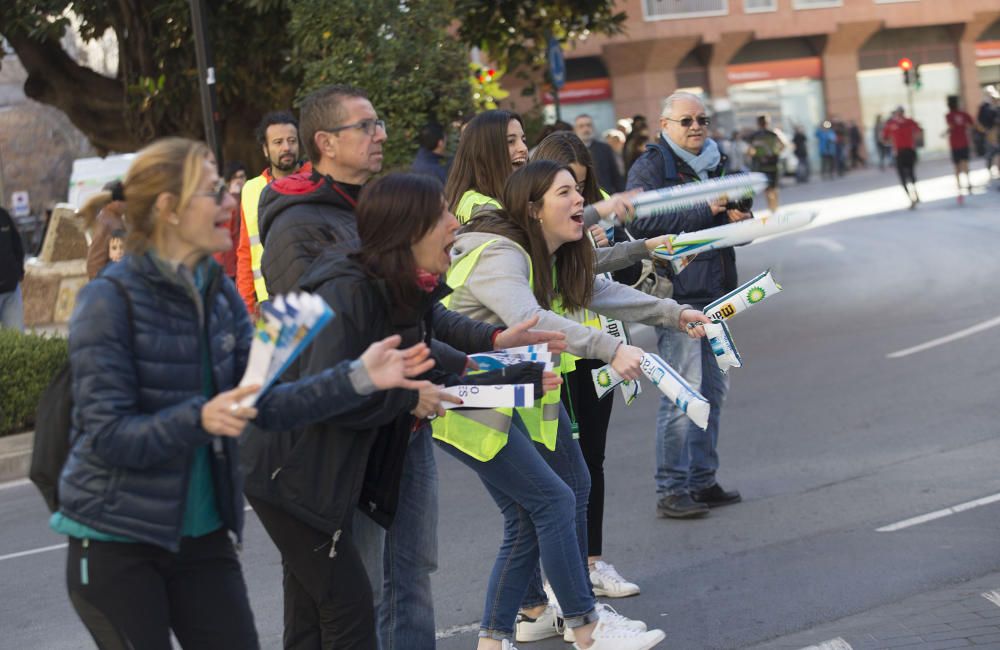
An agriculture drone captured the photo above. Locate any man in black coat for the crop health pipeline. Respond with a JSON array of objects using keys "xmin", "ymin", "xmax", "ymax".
[
  {"xmin": 575, "ymin": 113, "xmax": 624, "ymax": 193},
  {"xmin": 0, "ymin": 206, "xmax": 25, "ymax": 331}
]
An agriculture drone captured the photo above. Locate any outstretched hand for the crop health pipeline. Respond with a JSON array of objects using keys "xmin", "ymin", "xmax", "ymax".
[
  {"xmin": 361, "ymin": 335, "xmax": 436, "ymax": 390},
  {"xmin": 494, "ymin": 315, "xmax": 568, "ymax": 354},
  {"xmin": 202, "ymin": 385, "xmax": 260, "ymax": 437}
]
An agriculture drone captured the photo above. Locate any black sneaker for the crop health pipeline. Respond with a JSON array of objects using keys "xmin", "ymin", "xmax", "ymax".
[
  {"xmin": 656, "ymin": 493, "xmax": 709, "ymax": 519},
  {"xmin": 690, "ymin": 483, "xmax": 742, "ymax": 508}
]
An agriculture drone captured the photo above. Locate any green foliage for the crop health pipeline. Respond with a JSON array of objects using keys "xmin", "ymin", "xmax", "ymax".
[
  {"xmin": 469, "ymin": 62, "xmax": 510, "ymax": 112},
  {"xmin": 289, "ymin": 0, "xmax": 472, "ymax": 170},
  {"xmin": 0, "ymin": 330, "xmax": 68, "ymax": 437},
  {"xmin": 457, "ymin": 0, "xmax": 626, "ymax": 73}
]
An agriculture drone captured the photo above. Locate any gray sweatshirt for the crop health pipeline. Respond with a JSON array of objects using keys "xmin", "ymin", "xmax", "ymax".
[
  {"xmin": 448, "ymin": 232, "xmax": 690, "ymax": 363},
  {"xmin": 594, "ymin": 238, "xmax": 649, "ymax": 274}
]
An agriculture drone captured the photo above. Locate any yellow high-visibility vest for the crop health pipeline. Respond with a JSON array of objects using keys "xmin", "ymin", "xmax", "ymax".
[
  {"xmin": 241, "ymin": 174, "xmax": 270, "ymax": 303},
  {"xmin": 455, "ymin": 190, "xmax": 501, "ymax": 225},
  {"xmin": 431, "ymin": 238, "xmax": 565, "ymax": 461}
]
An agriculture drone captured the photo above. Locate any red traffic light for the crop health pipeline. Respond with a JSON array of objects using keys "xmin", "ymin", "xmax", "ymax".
[{"xmin": 898, "ymin": 57, "xmax": 913, "ymax": 71}]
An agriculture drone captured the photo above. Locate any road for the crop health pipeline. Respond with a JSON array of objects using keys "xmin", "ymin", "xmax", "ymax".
[{"xmin": 2, "ymin": 159, "xmax": 999, "ymax": 649}]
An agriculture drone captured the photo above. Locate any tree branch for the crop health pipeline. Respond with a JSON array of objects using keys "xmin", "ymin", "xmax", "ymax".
[{"xmin": 6, "ymin": 33, "xmax": 137, "ymax": 154}]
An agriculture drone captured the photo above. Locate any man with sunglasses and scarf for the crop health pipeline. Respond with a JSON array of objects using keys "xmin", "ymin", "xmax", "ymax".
[{"xmin": 626, "ymin": 91, "xmax": 751, "ymax": 520}]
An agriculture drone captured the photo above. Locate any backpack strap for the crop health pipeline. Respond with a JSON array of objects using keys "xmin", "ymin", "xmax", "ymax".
[{"xmin": 644, "ymin": 138, "xmax": 678, "ymax": 183}]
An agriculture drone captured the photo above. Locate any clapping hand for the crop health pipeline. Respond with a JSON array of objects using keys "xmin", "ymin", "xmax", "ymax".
[
  {"xmin": 494, "ymin": 315, "xmax": 568, "ymax": 354},
  {"xmin": 361, "ymin": 335, "xmax": 436, "ymax": 390}
]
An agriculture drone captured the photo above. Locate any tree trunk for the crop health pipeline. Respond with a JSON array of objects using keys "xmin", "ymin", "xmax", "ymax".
[{"xmin": 7, "ymin": 34, "xmax": 139, "ymax": 155}]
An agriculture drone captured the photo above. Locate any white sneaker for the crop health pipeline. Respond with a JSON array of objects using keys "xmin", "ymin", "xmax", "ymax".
[
  {"xmin": 564, "ymin": 604, "xmax": 647, "ymax": 642},
  {"xmin": 590, "ymin": 561, "xmax": 640, "ymax": 598},
  {"xmin": 501, "ymin": 640, "xmax": 519, "ymax": 650},
  {"xmin": 572, "ymin": 619, "xmax": 665, "ymax": 650},
  {"xmin": 515, "ymin": 604, "xmax": 564, "ymax": 642}
]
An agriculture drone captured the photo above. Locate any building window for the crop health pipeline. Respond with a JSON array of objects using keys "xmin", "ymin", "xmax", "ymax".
[
  {"xmin": 744, "ymin": 0, "xmax": 777, "ymax": 12},
  {"xmin": 644, "ymin": 0, "xmax": 728, "ymax": 21},
  {"xmin": 792, "ymin": 0, "xmax": 843, "ymax": 8}
]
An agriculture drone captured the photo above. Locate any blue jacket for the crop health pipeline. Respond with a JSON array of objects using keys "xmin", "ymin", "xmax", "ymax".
[
  {"xmin": 410, "ymin": 147, "xmax": 449, "ymax": 185},
  {"xmin": 59, "ymin": 252, "xmax": 374, "ymax": 551},
  {"xmin": 625, "ymin": 135, "xmax": 737, "ymax": 308}
]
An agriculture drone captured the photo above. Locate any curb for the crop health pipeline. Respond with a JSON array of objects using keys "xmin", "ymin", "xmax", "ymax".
[{"xmin": 0, "ymin": 432, "xmax": 33, "ymax": 484}]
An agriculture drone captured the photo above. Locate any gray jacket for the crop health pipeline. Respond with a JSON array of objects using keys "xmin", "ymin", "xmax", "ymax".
[{"xmin": 448, "ymin": 232, "xmax": 689, "ymax": 363}]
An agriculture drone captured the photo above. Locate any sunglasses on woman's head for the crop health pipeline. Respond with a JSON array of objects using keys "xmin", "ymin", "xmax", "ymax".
[{"xmin": 666, "ymin": 116, "xmax": 711, "ymax": 128}]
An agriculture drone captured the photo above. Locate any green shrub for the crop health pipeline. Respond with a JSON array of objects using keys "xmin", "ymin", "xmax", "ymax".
[{"xmin": 0, "ymin": 329, "xmax": 68, "ymax": 436}]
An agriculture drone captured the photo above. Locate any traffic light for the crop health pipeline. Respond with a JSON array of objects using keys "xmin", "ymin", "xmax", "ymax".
[
  {"xmin": 914, "ymin": 65, "xmax": 922, "ymax": 90},
  {"xmin": 898, "ymin": 57, "xmax": 913, "ymax": 86}
]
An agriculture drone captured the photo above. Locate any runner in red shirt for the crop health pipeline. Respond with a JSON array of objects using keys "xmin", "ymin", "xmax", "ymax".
[
  {"xmin": 881, "ymin": 106, "xmax": 922, "ymax": 209},
  {"xmin": 943, "ymin": 95, "xmax": 977, "ymax": 202}
]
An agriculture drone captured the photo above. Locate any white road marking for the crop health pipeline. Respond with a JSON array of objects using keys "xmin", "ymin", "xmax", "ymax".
[
  {"xmin": 876, "ymin": 492, "xmax": 1000, "ymax": 532},
  {"xmin": 982, "ymin": 591, "xmax": 1000, "ymax": 607},
  {"xmin": 800, "ymin": 638, "xmax": 853, "ymax": 650},
  {"xmin": 434, "ymin": 622, "xmax": 480, "ymax": 640},
  {"xmin": 0, "ymin": 478, "xmax": 32, "ymax": 491},
  {"xmin": 0, "ymin": 542, "xmax": 67, "ymax": 563},
  {"xmin": 886, "ymin": 315, "xmax": 1000, "ymax": 359},
  {"xmin": 795, "ymin": 237, "xmax": 845, "ymax": 253}
]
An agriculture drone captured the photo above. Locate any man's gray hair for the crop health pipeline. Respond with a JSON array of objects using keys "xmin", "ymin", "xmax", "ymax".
[{"xmin": 661, "ymin": 92, "xmax": 705, "ymax": 118}]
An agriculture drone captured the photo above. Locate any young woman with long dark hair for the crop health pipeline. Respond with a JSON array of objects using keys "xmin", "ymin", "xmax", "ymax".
[
  {"xmin": 59, "ymin": 137, "xmax": 433, "ymax": 650},
  {"xmin": 435, "ymin": 160, "xmax": 711, "ymax": 650},
  {"xmin": 530, "ymin": 131, "xmax": 645, "ymax": 604}
]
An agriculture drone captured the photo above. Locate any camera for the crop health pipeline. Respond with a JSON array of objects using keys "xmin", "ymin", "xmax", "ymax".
[{"xmin": 724, "ymin": 196, "xmax": 753, "ymax": 213}]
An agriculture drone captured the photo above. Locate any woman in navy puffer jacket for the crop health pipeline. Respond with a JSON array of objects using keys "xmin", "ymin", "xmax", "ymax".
[{"xmin": 56, "ymin": 137, "xmax": 434, "ymax": 650}]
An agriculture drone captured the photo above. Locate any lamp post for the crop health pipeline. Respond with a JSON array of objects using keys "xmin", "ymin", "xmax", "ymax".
[{"xmin": 189, "ymin": 0, "xmax": 223, "ymax": 169}]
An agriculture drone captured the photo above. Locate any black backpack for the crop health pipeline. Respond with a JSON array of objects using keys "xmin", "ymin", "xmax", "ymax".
[{"xmin": 29, "ymin": 278, "xmax": 134, "ymax": 512}]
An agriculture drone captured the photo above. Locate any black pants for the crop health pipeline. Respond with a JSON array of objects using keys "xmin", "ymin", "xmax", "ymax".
[
  {"xmin": 66, "ymin": 528, "xmax": 259, "ymax": 650},
  {"xmin": 561, "ymin": 358, "xmax": 615, "ymax": 557},
  {"xmin": 896, "ymin": 148, "xmax": 918, "ymax": 197},
  {"xmin": 247, "ymin": 496, "xmax": 376, "ymax": 650}
]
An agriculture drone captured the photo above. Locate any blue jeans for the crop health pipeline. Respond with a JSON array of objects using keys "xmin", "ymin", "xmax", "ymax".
[
  {"xmin": 0, "ymin": 284, "xmax": 24, "ymax": 331},
  {"xmin": 354, "ymin": 424, "xmax": 438, "ymax": 650},
  {"xmin": 438, "ymin": 407, "xmax": 596, "ymax": 641},
  {"xmin": 654, "ymin": 326, "xmax": 730, "ymax": 496}
]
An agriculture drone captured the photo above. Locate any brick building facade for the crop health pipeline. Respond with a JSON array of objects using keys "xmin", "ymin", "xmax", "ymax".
[{"xmin": 508, "ymin": 0, "xmax": 1000, "ymax": 157}]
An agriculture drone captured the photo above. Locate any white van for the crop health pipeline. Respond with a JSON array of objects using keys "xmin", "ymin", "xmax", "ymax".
[{"xmin": 67, "ymin": 153, "xmax": 136, "ymax": 208}]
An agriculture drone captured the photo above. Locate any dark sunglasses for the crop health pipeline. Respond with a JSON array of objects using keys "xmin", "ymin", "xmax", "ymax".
[{"xmin": 666, "ymin": 116, "xmax": 711, "ymax": 128}]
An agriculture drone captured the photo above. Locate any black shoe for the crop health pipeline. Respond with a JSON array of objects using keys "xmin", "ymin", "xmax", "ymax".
[
  {"xmin": 656, "ymin": 493, "xmax": 709, "ymax": 519},
  {"xmin": 691, "ymin": 483, "xmax": 742, "ymax": 508}
]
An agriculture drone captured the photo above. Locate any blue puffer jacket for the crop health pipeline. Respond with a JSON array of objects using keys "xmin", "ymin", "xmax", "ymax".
[
  {"xmin": 58, "ymin": 252, "xmax": 374, "ymax": 552},
  {"xmin": 626, "ymin": 135, "xmax": 738, "ymax": 308}
]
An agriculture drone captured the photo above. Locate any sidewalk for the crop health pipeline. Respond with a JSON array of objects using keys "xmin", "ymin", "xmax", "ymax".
[{"xmin": 747, "ymin": 572, "xmax": 1000, "ymax": 650}]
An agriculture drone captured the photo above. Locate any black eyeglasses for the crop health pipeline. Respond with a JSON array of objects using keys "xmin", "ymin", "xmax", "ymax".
[
  {"xmin": 195, "ymin": 180, "xmax": 228, "ymax": 205},
  {"xmin": 326, "ymin": 118, "xmax": 387, "ymax": 137},
  {"xmin": 666, "ymin": 116, "xmax": 711, "ymax": 128}
]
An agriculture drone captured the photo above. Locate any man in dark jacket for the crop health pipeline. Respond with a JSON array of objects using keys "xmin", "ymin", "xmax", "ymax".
[
  {"xmin": 575, "ymin": 113, "xmax": 624, "ymax": 192},
  {"xmin": 627, "ymin": 91, "xmax": 750, "ymax": 520},
  {"xmin": 256, "ymin": 83, "xmax": 564, "ymax": 650},
  {"xmin": 0, "ymin": 206, "xmax": 25, "ymax": 331},
  {"xmin": 410, "ymin": 122, "xmax": 449, "ymax": 184}
]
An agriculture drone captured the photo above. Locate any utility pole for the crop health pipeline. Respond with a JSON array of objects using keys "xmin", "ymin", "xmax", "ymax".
[{"xmin": 189, "ymin": 0, "xmax": 223, "ymax": 169}]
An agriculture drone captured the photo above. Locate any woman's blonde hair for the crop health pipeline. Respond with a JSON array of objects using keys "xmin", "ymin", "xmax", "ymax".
[{"xmin": 77, "ymin": 137, "xmax": 212, "ymax": 254}]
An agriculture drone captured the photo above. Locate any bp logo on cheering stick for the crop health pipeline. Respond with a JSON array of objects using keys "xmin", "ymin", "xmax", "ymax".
[
  {"xmin": 596, "ymin": 368, "xmax": 613, "ymax": 388},
  {"xmin": 746, "ymin": 286, "xmax": 766, "ymax": 303}
]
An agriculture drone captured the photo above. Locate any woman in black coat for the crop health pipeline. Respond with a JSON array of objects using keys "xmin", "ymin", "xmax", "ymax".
[{"xmin": 58, "ymin": 137, "xmax": 433, "ymax": 650}]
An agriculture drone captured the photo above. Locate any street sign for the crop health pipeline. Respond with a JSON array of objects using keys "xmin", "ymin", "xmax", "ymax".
[
  {"xmin": 547, "ymin": 37, "xmax": 565, "ymax": 90},
  {"xmin": 11, "ymin": 191, "xmax": 29, "ymax": 218}
]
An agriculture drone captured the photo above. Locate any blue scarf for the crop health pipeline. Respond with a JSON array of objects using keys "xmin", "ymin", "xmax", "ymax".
[{"xmin": 661, "ymin": 131, "xmax": 721, "ymax": 180}]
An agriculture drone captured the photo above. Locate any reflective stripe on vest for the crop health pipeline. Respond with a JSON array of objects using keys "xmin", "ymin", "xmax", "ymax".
[
  {"xmin": 431, "ymin": 238, "xmax": 562, "ymax": 461},
  {"xmin": 455, "ymin": 190, "xmax": 501, "ymax": 225},
  {"xmin": 241, "ymin": 174, "xmax": 270, "ymax": 302}
]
